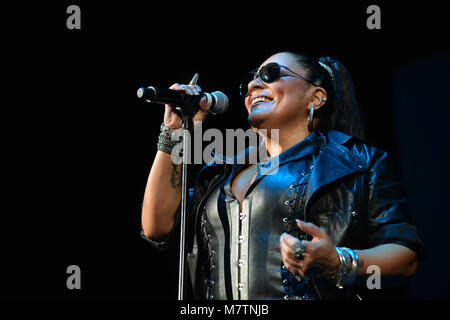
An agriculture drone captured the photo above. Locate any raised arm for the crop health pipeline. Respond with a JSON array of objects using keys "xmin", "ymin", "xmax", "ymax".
[{"xmin": 141, "ymin": 83, "xmax": 209, "ymax": 239}]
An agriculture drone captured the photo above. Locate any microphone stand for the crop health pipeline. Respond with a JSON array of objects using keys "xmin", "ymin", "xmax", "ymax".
[
  {"xmin": 177, "ymin": 73, "xmax": 200, "ymax": 300},
  {"xmin": 137, "ymin": 75, "xmax": 200, "ymax": 300},
  {"xmin": 177, "ymin": 111, "xmax": 193, "ymax": 300}
]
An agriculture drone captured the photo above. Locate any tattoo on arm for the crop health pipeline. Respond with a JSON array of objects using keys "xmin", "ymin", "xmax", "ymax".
[
  {"xmin": 357, "ymin": 259, "xmax": 365, "ymax": 270},
  {"xmin": 170, "ymin": 162, "xmax": 181, "ymax": 188}
]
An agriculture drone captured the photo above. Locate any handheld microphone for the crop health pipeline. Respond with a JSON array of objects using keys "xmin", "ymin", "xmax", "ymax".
[{"xmin": 137, "ymin": 86, "xmax": 229, "ymax": 115}]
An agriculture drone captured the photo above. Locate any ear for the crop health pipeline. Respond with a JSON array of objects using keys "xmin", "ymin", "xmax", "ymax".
[{"xmin": 309, "ymin": 87, "xmax": 328, "ymax": 111}]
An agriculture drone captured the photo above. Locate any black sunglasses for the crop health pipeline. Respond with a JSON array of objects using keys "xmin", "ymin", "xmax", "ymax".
[{"xmin": 239, "ymin": 62, "xmax": 317, "ymax": 97}]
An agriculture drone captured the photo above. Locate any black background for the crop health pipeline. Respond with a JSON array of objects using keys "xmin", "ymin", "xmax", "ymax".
[{"xmin": 2, "ymin": 1, "xmax": 450, "ymax": 302}]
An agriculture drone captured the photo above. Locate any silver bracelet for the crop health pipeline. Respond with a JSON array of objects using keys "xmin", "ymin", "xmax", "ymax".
[
  {"xmin": 333, "ymin": 246, "xmax": 359, "ymax": 288},
  {"xmin": 157, "ymin": 123, "xmax": 181, "ymax": 154},
  {"xmin": 334, "ymin": 247, "xmax": 348, "ymax": 289},
  {"xmin": 342, "ymin": 247, "xmax": 359, "ymax": 285}
]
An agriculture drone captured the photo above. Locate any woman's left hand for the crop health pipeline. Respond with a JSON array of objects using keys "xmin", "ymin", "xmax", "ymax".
[{"xmin": 280, "ymin": 219, "xmax": 340, "ymax": 279}]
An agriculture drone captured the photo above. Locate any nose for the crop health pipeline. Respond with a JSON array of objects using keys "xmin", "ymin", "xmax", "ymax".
[{"xmin": 247, "ymin": 76, "xmax": 265, "ymax": 96}]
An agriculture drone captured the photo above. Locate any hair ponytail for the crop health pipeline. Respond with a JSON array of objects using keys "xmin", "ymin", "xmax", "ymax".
[{"xmin": 286, "ymin": 52, "xmax": 366, "ymax": 140}]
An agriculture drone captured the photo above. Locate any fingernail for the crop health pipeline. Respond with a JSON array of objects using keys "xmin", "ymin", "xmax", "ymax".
[{"xmin": 295, "ymin": 219, "xmax": 303, "ymax": 224}]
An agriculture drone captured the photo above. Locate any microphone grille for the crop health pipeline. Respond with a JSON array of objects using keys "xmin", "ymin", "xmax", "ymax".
[{"xmin": 210, "ymin": 91, "xmax": 229, "ymax": 115}]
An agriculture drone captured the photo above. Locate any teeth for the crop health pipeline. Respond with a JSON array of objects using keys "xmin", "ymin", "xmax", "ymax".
[{"xmin": 252, "ymin": 97, "xmax": 272, "ymax": 105}]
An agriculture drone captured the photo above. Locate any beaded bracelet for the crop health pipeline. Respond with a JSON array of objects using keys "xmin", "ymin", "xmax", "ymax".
[{"xmin": 157, "ymin": 123, "xmax": 181, "ymax": 154}]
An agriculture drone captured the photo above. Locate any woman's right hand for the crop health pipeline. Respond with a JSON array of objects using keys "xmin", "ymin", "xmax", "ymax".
[{"xmin": 163, "ymin": 83, "xmax": 211, "ymax": 129}]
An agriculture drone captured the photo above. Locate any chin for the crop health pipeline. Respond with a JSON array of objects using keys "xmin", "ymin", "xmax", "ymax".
[
  {"xmin": 247, "ymin": 103, "xmax": 278, "ymax": 129},
  {"xmin": 247, "ymin": 111, "xmax": 263, "ymax": 128},
  {"xmin": 248, "ymin": 113, "xmax": 275, "ymax": 131}
]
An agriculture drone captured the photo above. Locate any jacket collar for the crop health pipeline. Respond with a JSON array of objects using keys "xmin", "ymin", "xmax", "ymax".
[
  {"xmin": 304, "ymin": 130, "xmax": 368, "ymax": 211},
  {"xmin": 209, "ymin": 130, "xmax": 320, "ymax": 167},
  {"xmin": 216, "ymin": 130, "xmax": 355, "ymax": 166},
  {"xmin": 201, "ymin": 129, "xmax": 366, "ymax": 183},
  {"xmin": 325, "ymin": 130, "xmax": 353, "ymax": 146}
]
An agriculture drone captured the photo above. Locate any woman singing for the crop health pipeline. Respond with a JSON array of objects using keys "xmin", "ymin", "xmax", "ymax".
[{"xmin": 141, "ymin": 51, "xmax": 425, "ymax": 300}]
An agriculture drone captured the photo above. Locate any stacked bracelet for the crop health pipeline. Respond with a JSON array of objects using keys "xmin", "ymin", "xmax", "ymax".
[
  {"xmin": 333, "ymin": 247, "xmax": 359, "ymax": 289},
  {"xmin": 157, "ymin": 123, "xmax": 182, "ymax": 155}
]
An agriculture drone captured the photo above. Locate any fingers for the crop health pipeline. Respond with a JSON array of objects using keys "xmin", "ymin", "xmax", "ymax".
[
  {"xmin": 280, "ymin": 234, "xmax": 302, "ymax": 261},
  {"xmin": 169, "ymin": 83, "xmax": 202, "ymax": 96},
  {"xmin": 165, "ymin": 83, "xmax": 202, "ymax": 119},
  {"xmin": 280, "ymin": 225, "xmax": 335, "ymax": 280},
  {"xmin": 280, "ymin": 237, "xmax": 305, "ymax": 275},
  {"xmin": 280, "ymin": 233, "xmax": 311, "ymax": 276},
  {"xmin": 295, "ymin": 219, "xmax": 326, "ymax": 240},
  {"xmin": 280, "ymin": 232, "xmax": 321, "ymax": 278},
  {"xmin": 198, "ymin": 96, "xmax": 210, "ymax": 112},
  {"xmin": 166, "ymin": 77, "xmax": 208, "ymax": 123},
  {"xmin": 280, "ymin": 232, "xmax": 299, "ymax": 248},
  {"xmin": 280, "ymin": 233, "xmax": 312, "ymax": 259}
]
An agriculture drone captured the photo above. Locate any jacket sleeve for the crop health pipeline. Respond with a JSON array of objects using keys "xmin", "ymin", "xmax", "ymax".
[{"xmin": 365, "ymin": 148, "xmax": 426, "ymax": 260}]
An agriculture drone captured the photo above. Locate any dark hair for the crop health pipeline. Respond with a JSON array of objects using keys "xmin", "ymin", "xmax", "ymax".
[{"xmin": 285, "ymin": 52, "xmax": 365, "ymax": 140}]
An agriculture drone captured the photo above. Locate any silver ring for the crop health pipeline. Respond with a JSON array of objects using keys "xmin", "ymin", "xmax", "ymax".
[{"xmin": 291, "ymin": 240, "xmax": 307, "ymax": 259}]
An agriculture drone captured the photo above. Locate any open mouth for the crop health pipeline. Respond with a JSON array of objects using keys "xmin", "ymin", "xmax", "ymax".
[{"xmin": 251, "ymin": 96, "xmax": 274, "ymax": 107}]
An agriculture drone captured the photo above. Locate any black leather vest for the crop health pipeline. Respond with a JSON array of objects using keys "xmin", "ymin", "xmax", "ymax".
[{"xmin": 199, "ymin": 135, "xmax": 321, "ymax": 300}]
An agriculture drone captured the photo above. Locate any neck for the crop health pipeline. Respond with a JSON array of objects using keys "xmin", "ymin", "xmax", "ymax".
[{"xmin": 257, "ymin": 122, "xmax": 312, "ymax": 158}]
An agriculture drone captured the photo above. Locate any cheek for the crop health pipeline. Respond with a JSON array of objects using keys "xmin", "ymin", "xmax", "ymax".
[
  {"xmin": 273, "ymin": 82, "xmax": 307, "ymax": 111},
  {"xmin": 270, "ymin": 82, "xmax": 285, "ymax": 98},
  {"xmin": 244, "ymin": 97, "xmax": 251, "ymax": 113}
]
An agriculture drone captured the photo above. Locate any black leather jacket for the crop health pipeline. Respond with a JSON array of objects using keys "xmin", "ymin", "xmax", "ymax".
[{"xmin": 143, "ymin": 130, "xmax": 425, "ymax": 300}]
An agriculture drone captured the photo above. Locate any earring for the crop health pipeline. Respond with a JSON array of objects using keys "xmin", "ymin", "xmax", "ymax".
[
  {"xmin": 322, "ymin": 97, "xmax": 327, "ymax": 102},
  {"xmin": 308, "ymin": 106, "xmax": 315, "ymax": 132}
]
